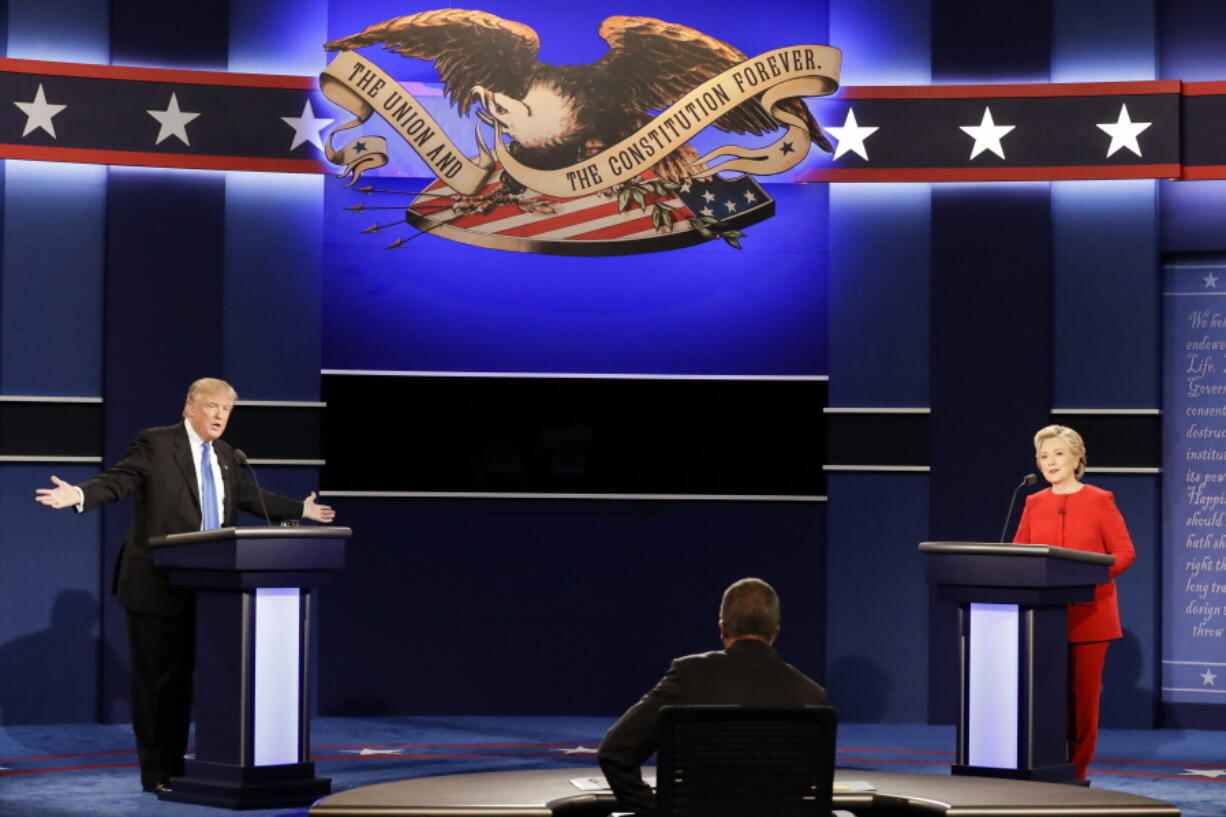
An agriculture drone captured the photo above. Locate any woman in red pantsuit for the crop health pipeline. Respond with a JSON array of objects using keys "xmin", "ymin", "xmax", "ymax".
[{"xmin": 1012, "ymin": 425, "xmax": 1136, "ymax": 782}]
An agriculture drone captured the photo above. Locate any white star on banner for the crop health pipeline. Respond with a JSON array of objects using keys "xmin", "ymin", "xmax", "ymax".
[
  {"xmin": 743, "ymin": 190, "xmax": 757, "ymax": 204},
  {"xmin": 1181, "ymin": 768, "xmax": 1226, "ymax": 778},
  {"xmin": 1204, "ymin": 272, "xmax": 1220, "ymax": 289},
  {"xmin": 826, "ymin": 108, "xmax": 879, "ymax": 161},
  {"xmin": 723, "ymin": 200, "xmax": 738, "ymax": 213},
  {"xmin": 960, "ymin": 107, "xmax": 1015, "ymax": 160},
  {"xmin": 147, "ymin": 93, "xmax": 200, "ymax": 146},
  {"xmin": 14, "ymin": 84, "xmax": 67, "ymax": 138},
  {"xmin": 281, "ymin": 100, "xmax": 334, "ymax": 151},
  {"xmin": 702, "ymin": 189, "xmax": 716, "ymax": 203},
  {"xmin": 700, "ymin": 206, "xmax": 714, "ymax": 217},
  {"xmin": 340, "ymin": 747, "xmax": 406, "ymax": 756},
  {"xmin": 550, "ymin": 746, "xmax": 599, "ymax": 755},
  {"xmin": 1202, "ymin": 667, "xmax": 1218, "ymax": 686},
  {"xmin": 1096, "ymin": 103, "xmax": 1151, "ymax": 158}
]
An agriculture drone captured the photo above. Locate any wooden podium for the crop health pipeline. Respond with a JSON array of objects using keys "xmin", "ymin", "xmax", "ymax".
[
  {"xmin": 919, "ymin": 542, "xmax": 1112, "ymax": 782},
  {"xmin": 150, "ymin": 525, "xmax": 351, "ymax": 809}
]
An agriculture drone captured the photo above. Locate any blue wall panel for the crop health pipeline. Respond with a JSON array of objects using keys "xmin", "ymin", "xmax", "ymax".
[
  {"xmin": 1159, "ymin": 1, "xmax": 1226, "ymax": 81},
  {"xmin": 932, "ymin": 0, "xmax": 1051, "ymax": 84},
  {"xmin": 99, "ymin": 167, "xmax": 228, "ymax": 722},
  {"xmin": 928, "ymin": 183, "xmax": 1053, "ymax": 723},
  {"xmin": 1094, "ymin": 473, "xmax": 1160, "ymax": 728},
  {"xmin": 828, "ymin": 182, "xmax": 930, "ymax": 407},
  {"xmin": 230, "ymin": 0, "xmax": 327, "ymax": 75},
  {"xmin": 1051, "ymin": 0, "xmax": 1155, "ymax": 82},
  {"xmin": 223, "ymin": 173, "xmax": 324, "ymax": 401},
  {"xmin": 6, "ymin": 0, "xmax": 108, "ymax": 63},
  {"xmin": 829, "ymin": 0, "xmax": 930, "ymax": 86},
  {"xmin": 1051, "ymin": 180, "xmax": 1159, "ymax": 409},
  {"xmin": 0, "ymin": 464, "xmax": 101, "ymax": 724},
  {"xmin": 0, "ymin": 162, "xmax": 105, "ymax": 397},
  {"xmin": 826, "ymin": 473, "xmax": 928, "ymax": 722},
  {"xmin": 110, "ymin": 0, "xmax": 227, "ymax": 70}
]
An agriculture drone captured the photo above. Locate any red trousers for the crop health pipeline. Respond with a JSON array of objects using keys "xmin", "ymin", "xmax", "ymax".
[{"xmin": 1069, "ymin": 641, "xmax": 1110, "ymax": 779}]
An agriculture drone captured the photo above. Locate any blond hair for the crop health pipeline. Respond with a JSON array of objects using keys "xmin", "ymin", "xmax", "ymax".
[
  {"xmin": 183, "ymin": 378, "xmax": 237, "ymax": 417},
  {"xmin": 1034, "ymin": 424, "xmax": 1086, "ymax": 479}
]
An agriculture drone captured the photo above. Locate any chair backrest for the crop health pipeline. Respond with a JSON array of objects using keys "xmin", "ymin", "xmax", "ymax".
[{"xmin": 656, "ymin": 705, "xmax": 837, "ymax": 817}]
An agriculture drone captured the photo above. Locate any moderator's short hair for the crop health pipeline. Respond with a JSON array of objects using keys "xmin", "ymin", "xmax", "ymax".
[
  {"xmin": 1033, "ymin": 424, "xmax": 1087, "ymax": 479},
  {"xmin": 183, "ymin": 378, "xmax": 238, "ymax": 413},
  {"xmin": 719, "ymin": 577, "xmax": 780, "ymax": 639}
]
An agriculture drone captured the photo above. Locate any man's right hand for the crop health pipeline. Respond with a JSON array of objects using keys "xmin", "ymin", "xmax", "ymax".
[{"xmin": 36, "ymin": 475, "xmax": 80, "ymax": 510}]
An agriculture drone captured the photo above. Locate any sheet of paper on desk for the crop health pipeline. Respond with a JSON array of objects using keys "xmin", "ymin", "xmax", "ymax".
[
  {"xmin": 569, "ymin": 775, "xmax": 657, "ymax": 791},
  {"xmin": 834, "ymin": 780, "xmax": 877, "ymax": 792}
]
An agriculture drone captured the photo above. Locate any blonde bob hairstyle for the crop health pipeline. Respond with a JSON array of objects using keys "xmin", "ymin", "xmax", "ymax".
[
  {"xmin": 1033, "ymin": 424, "xmax": 1087, "ymax": 479},
  {"xmin": 183, "ymin": 377, "xmax": 238, "ymax": 418}
]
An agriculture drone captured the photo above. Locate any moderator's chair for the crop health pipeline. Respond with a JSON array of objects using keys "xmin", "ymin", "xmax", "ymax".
[{"xmin": 656, "ymin": 705, "xmax": 837, "ymax": 817}]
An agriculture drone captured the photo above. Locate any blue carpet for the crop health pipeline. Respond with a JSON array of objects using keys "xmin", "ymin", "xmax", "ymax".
[{"xmin": 1, "ymin": 718, "xmax": 1222, "ymax": 816}]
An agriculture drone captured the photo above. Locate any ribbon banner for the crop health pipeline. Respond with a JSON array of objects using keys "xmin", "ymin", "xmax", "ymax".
[{"xmin": 320, "ymin": 45, "xmax": 841, "ymax": 196}]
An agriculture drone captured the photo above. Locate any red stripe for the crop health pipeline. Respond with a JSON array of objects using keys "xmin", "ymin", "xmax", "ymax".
[
  {"xmin": 497, "ymin": 201, "xmax": 624, "ymax": 237},
  {"xmin": 0, "ymin": 56, "xmax": 314, "ymax": 89},
  {"xmin": 0, "ymin": 762, "xmax": 139, "ymax": 776},
  {"xmin": 1183, "ymin": 81, "xmax": 1226, "ymax": 96},
  {"xmin": 0, "ymin": 749, "xmax": 134, "ymax": 761},
  {"xmin": 569, "ymin": 213, "xmax": 659, "ymax": 241},
  {"xmin": 309, "ymin": 752, "xmax": 591, "ymax": 760},
  {"xmin": 447, "ymin": 201, "xmax": 533, "ymax": 229},
  {"xmin": 799, "ymin": 164, "xmax": 1181, "ymax": 182},
  {"xmin": 1182, "ymin": 166, "xmax": 1226, "ymax": 180},
  {"xmin": 839, "ymin": 80, "xmax": 1180, "ymax": 100},
  {"xmin": 0, "ymin": 144, "xmax": 326, "ymax": 174},
  {"xmin": 314, "ymin": 742, "xmax": 576, "ymax": 749}
]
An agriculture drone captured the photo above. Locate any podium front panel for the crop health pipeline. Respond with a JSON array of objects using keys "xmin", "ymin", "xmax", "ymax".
[
  {"xmin": 253, "ymin": 588, "xmax": 302, "ymax": 766},
  {"xmin": 966, "ymin": 603, "xmax": 1018, "ymax": 769}
]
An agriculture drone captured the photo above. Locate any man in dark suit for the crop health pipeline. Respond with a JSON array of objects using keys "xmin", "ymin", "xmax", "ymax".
[
  {"xmin": 35, "ymin": 377, "xmax": 335, "ymax": 793},
  {"xmin": 597, "ymin": 577, "xmax": 828, "ymax": 816}
]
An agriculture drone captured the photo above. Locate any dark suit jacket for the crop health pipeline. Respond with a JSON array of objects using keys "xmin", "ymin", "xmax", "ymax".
[
  {"xmin": 79, "ymin": 423, "xmax": 304, "ymax": 616},
  {"xmin": 597, "ymin": 638, "xmax": 829, "ymax": 816}
]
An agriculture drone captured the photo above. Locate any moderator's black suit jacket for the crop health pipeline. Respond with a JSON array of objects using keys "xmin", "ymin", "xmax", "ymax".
[
  {"xmin": 597, "ymin": 638, "xmax": 829, "ymax": 816},
  {"xmin": 79, "ymin": 423, "xmax": 304, "ymax": 616}
]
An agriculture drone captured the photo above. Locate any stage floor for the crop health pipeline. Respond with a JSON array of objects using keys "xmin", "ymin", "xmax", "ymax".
[
  {"xmin": 1, "ymin": 718, "xmax": 1220, "ymax": 817},
  {"xmin": 308, "ymin": 766, "xmax": 1182, "ymax": 816}
]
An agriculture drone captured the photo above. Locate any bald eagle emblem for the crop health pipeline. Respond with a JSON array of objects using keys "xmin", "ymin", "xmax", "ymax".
[{"xmin": 319, "ymin": 10, "xmax": 841, "ymax": 255}]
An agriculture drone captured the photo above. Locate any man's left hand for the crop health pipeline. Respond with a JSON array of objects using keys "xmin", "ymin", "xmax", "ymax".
[{"xmin": 302, "ymin": 491, "xmax": 336, "ymax": 524}]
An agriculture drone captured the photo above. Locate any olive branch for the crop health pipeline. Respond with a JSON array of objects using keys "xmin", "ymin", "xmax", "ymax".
[{"xmin": 615, "ymin": 178, "xmax": 746, "ymax": 249}]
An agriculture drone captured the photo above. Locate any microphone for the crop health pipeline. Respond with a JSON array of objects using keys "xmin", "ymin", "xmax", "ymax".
[
  {"xmin": 234, "ymin": 449, "xmax": 273, "ymax": 526},
  {"xmin": 999, "ymin": 473, "xmax": 1038, "ymax": 543}
]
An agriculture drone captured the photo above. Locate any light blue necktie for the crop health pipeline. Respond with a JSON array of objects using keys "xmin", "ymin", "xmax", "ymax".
[{"xmin": 201, "ymin": 441, "xmax": 220, "ymax": 531}]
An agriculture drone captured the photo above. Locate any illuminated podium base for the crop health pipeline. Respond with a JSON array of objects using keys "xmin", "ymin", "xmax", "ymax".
[
  {"xmin": 920, "ymin": 542, "xmax": 1112, "ymax": 783},
  {"xmin": 152, "ymin": 526, "xmax": 351, "ymax": 809}
]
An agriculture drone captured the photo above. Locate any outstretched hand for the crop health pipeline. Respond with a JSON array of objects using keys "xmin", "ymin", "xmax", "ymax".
[
  {"xmin": 302, "ymin": 491, "xmax": 336, "ymax": 524},
  {"xmin": 35, "ymin": 475, "xmax": 79, "ymax": 510}
]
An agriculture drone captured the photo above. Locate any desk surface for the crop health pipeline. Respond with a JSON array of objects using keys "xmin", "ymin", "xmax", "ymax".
[{"xmin": 308, "ymin": 767, "xmax": 1181, "ymax": 816}]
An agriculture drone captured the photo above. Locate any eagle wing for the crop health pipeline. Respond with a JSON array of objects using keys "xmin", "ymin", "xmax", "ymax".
[
  {"xmin": 324, "ymin": 9, "xmax": 540, "ymax": 115},
  {"xmin": 595, "ymin": 16, "xmax": 830, "ymax": 150}
]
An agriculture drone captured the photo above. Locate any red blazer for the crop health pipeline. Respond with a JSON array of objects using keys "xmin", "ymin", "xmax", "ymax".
[{"xmin": 1013, "ymin": 484, "xmax": 1136, "ymax": 642}]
